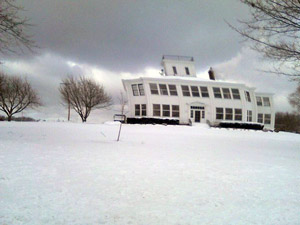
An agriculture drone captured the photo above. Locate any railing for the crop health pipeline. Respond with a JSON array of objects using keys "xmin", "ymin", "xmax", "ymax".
[{"xmin": 162, "ymin": 55, "xmax": 194, "ymax": 62}]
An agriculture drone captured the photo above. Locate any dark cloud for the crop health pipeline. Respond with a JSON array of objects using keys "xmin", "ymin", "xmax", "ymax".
[{"xmin": 13, "ymin": 0, "xmax": 249, "ymax": 72}]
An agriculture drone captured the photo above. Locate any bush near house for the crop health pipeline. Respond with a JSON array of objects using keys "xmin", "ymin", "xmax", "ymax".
[{"xmin": 275, "ymin": 112, "xmax": 300, "ymax": 133}]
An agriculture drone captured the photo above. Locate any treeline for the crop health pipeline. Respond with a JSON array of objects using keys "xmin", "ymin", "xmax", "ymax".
[{"xmin": 275, "ymin": 112, "xmax": 300, "ymax": 133}]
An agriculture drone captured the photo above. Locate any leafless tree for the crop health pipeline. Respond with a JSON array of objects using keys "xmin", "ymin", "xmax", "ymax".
[
  {"xmin": 289, "ymin": 82, "xmax": 300, "ymax": 113},
  {"xmin": 59, "ymin": 76, "xmax": 112, "ymax": 123},
  {"xmin": 0, "ymin": 73, "xmax": 41, "ymax": 121},
  {"xmin": 117, "ymin": 91, "xmax": 128, "ymax": 115},
  {"xmin": 0, "ymin": 0, "xmax": 36, "ymax": 54},
  {"xmin": 229, "ymin": 0, "xmax": 300, "ymax": 79}
]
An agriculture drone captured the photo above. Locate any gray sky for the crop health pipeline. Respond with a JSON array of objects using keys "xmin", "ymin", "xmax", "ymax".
[{"xmin": 0, "ymin": 0, "xmax": 297, "ymax": 122}]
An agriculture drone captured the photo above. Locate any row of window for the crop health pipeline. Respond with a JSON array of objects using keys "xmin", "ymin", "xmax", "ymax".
[
  {"xmin": 216, "ymin": 107, "xmax": 271, "ymax": 124},
  {"xmin": 256, "ymin": 96, "xmax": 271, "ymax": 107},
  {"xmin": 153, "ymin": 104, "xmax": 180, "ymax": 117},
  {"xmin": 258, "ymin": 113, "xmax": 271, "ymax": 124},
  {"xmin": 172, "ymin": 66, "xmax": 190, "ymax": 75},
  {"xmin": 216, "ymin": 107, "xmax": 243, "ymax": 121},
  {"xmin": 135, "ymin": 104, "xmax": 180, "ymax": 118},
  {"xmin": 147, "ymin": 83, "xmax": 252, "ymax": 102},
  {"xmin": 131, "ymin": 83, "xmax": 270, "ymax": 107},
  {"xmin": 132, "ymin": 84, "xmax": 145, "ymax": 96}
]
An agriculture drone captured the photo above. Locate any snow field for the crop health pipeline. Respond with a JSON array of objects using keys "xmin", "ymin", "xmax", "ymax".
[{"xmin": 0, "ymin": 122, "xmax": 300, "ymax": 225}]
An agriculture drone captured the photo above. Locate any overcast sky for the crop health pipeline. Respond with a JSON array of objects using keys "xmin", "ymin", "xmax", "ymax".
[{"xmin": 0, "ymin": 0, "xmax": 297, "ymax": 122}]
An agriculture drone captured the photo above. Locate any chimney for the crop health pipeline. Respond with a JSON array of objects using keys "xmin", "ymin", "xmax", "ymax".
[{"xmin": 208, "ymin": 67, "xmax": 215, "ymax": 80}]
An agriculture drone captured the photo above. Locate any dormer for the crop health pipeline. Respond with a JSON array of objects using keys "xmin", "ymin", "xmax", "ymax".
[{"xmin": 161, "ymin": 55, "xmax": 196, "ymax": 77}]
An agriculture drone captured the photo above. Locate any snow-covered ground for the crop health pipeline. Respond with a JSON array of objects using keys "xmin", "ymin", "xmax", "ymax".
[{"xmin": 0, "ymin": 122, "xmax": 300, "ymax": 225}]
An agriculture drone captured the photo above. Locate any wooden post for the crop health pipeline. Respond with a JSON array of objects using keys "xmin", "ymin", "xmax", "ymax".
[{"xmin": 117, "ymin": 122, "xmax": 122, "ymax": 142}]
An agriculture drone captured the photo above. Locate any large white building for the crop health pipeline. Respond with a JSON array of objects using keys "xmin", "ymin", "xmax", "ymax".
[{"xmin": 122, "ymin": 55, "xmax": 275, "ymax": 129}]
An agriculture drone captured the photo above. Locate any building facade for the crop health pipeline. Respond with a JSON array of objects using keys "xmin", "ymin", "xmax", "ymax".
[{"xmin": 122, "ymin": 55, "xmax": 275, "ymax": 129}]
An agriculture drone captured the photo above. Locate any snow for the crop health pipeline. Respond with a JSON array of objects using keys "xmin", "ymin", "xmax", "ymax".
[{"xmin": 0, "ymin": 122, "xmax": 300, "ymax": 225}]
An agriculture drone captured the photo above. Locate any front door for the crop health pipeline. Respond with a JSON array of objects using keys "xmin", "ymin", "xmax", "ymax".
[{"xmin": 195, "ymin": 110, "xmax": 201, "ymax": 122}]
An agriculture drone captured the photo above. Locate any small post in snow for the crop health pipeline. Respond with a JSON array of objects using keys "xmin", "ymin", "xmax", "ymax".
[{"xmin": 117, "ymin": 122, "xmax": 122, "ymax": 142}]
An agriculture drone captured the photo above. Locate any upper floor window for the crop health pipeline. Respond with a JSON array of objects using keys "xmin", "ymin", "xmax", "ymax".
[
  {"xmin": 168, "ymin": 84, "xmax": 178, "ymax": 96},
  {"xmin": 172, "ymin": 66, "xmax": 177, "ymax": 75},
  {"xmin": 181, "ymin": 85, "xmax": 191, "ymax": 96},
  {"xmin": 132, "ymin": 84, "xmax": 139, "ymax": 96},
  {"xmin": 256, "ymin": 96, "xmax": 263, "ymax": 106},
  {"xmin": 191, "ymin": 86, "xmax": 200, "ymax": 97},
  {"xmin": 222, "ymin": 88, "xmax": 231, "ymax": 99},
  {"xmin": 138, "ymin": 84, "xmax": 145, "ymax": 96},
  {"xmin": 216, "ymin": 107, "xmax": 224, "ymax": 120},
  {"xmin": 247, "ymin": 110, "xmax": 252, "ymax": 122},
  {"xmin": 172, "ymin": 105, "xmax": 180, "ymax": 117},
  {"xmin": 185, "ymin": 67, "xmax": 190, "ymax": 75},
  {"xmin": 200, "ymin": 86, "xmax": 209, "ymax": 97},
  {"xmin": 149, "ymin": 83, "xmax": 159, "ymax": 95},
  {"xmin": 234, "ymin": 109, "xmax": 242, "ymax": 121},
  {"xmin": 245, "ymin": 91, "xmax": 251, "ymax": 102},
  {"xmin": 263, "ymin": 97, "xmax": 271, "ymax": 107},
  {"xmin": 231, "ymin": 88, "xmax": 241, "ymax": 99},
  {"xmin": 159, "ymin": 84, "xmax": 168, "ymax": 95},
  {"xmin": 213, "ymin": 87, "xmax": 222, "ymax": 98}
]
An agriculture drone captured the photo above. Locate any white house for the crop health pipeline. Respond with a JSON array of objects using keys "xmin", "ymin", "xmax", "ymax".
[{"xmin": 122, "ymin": 55, "xmax": 275, "ymax": 130}]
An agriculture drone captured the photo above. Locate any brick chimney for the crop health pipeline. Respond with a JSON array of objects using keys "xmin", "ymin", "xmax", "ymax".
[{"xmin": 208, "ymin": 67, "xmax": 215, "ymax": 80}]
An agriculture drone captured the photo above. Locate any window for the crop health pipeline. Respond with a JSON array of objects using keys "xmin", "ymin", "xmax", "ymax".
[
  {"xmin": 234, "ymin": 109, "xmax": 242, "ymax": 121},
  {"xmin": 181, "ymin": 85, "xmax": 191, "ymax": 96},
  {"xmin": 256, "ymin": 96, "xmax": 263, "ymax": 106},
  {"xmin": 257, "ymin": 113, "xmax": 263, "ymax": 123},
  {"xmin": 132, "ymin": 84, "xmax": 139, "ymax": 96},
  {"xmin": 264, "ymin": 114, "xmax": 271, "ymax": 124},
  {"xmin": 159, "ymin": 84, "xmax": 168, "ymax": 95},
  {"xmin": 191, "ymin": 86, "xmax": 200, "ymax": 97},
  {"xmin": 172, "ymin": 66, "xmax": 177, "ymax": 75},
  {"xmin": 247, "ymin": 110, "xmax": 252, "ymax": 122},
  {"xmin": 185, "ymin": 67, "xmax": 190, "ymax": 75},
  {"xmin": 162, "ymin": 105, "xmax": 170, "ymax": 117},
  {"xmin": 141, "ymin": 104, "xmax": 146, "ymax": 116},
  {"xmin": 263, "ymin": 97, "xmax": 271, "ymax": 107},
  {"xmin": 200, "ymin": 86, "xmax": 209, "ymax": 98},
  {"xmin": 225, "ymin": 108, "xmax": 233, "ymax": 120},
  {"xmin": 245, "ymin": 91, "xmax": 251, "ymax": 102},
  {"xmin": 138, "ymin": 84, "xmax": 145, "ymax": 96},
  {"xmin": 135, "ymin": 104, "xmax": 140, "ymax": 116},
  {"xmin": 202, "ymin": 111, "xmax": 205, "ymax": 119},
  {"xmin": 213, "ymin": 87, "xmax": 222, "ymax": 98},
  {"xmin": 216, "ymin": 107, "xmax": 224, "ymax": 120},
  {"xmin": 149, "ymin": 83, "xmax": 159, "ymax": 95},
  {"xmin": 135, "ymin": 104, "xmax": 146, "ymax": 116},
  {"xmin": 231, "ymin": 88, "xmax": 241, "ymax": 100},
  {"xmin": 168, "ymin": 84, "xmax": 178, "ymax": 96},
  {"xmin": 222, "ymin": 88, "xmax": 231, "ymax": 99},
  {"xmin": 153, "ymin": 104, "xmax": 161, "ymax": 117},
  {"xmin": 172, "ymin": 105, "xmax": 180, "ymax": 117}
]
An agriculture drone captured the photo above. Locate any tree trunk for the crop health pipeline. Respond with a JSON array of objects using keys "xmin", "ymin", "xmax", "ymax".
[{"xmin": 7, "ymin": 115, "xmax": 12, "ymax": 121}]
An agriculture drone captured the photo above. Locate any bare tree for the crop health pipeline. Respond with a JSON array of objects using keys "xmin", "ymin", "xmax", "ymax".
[
  {"xmin": 289, "ymin": 82, "xmax": 300, "ymax": 113},
  {"xmin": 229, "ymin": 0, "xmax": 300, "ymax": 79},
  {"xmin": 0, "ymin": 0, "xmax": 36, "ymax": 54},
  {"xmin": 59, "ymin": 76, "xmax": 112, "ymax": 123},
  {"xmin": 117, "ymin": 91, "xmax": 128, "ymax": 115},
  {"xmin": 0, "ymin": 73, "xmax": 41, "ymax": 121}
]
